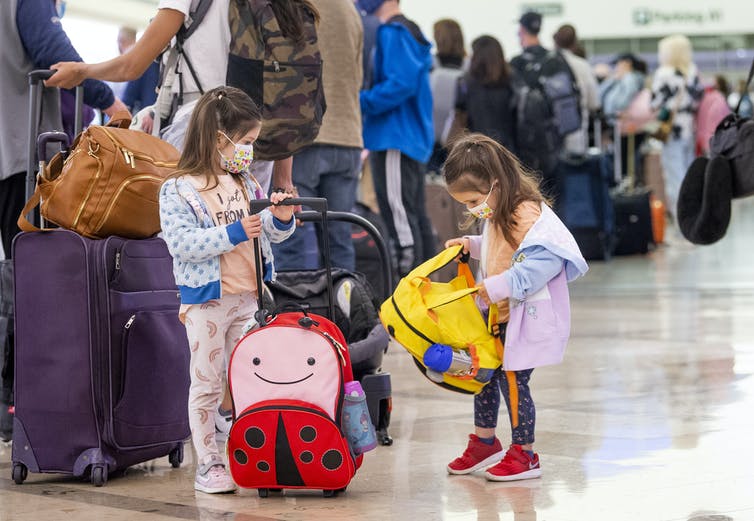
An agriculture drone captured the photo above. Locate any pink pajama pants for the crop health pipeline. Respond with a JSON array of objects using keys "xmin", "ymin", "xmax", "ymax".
[{"xmin": 183, "ymin": 292, "xmax": 257, "ymax": 466}]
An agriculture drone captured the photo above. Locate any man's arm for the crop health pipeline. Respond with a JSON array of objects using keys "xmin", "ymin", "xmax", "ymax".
[
  {"xmin": 17, "ymin": 0, "xmax": 119, "ymax": 112},
  {"xmin": 45, "ymin": 8, "xmax": 183, "ymax": 90}
]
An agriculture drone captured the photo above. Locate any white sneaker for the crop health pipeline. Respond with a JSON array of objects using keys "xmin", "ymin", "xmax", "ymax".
[
  {"xmin": 215, "ymin": 408, "xmax": 232, "ymax": 437},
  {"xmin": 194, "ymin": 456, "xmax": 236, "ymax": 494}
]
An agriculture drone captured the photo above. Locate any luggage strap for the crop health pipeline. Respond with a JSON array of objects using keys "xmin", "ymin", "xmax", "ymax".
[{"xmin": 474, "ymin": 267, "xmax": 519, "ymax": 429}]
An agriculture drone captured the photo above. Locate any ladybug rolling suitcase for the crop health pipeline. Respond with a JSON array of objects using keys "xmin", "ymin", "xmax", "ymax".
[
  {"xmin": 270, "ymin": 208, "xmax": 394, "ymax": 446},
  {"xmin": 228, "ymin": 198, "xmax": 370, "ymax": 497}
]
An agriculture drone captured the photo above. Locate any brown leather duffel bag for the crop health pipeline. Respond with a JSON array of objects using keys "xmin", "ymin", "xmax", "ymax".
[{"xmin": 18, "ymin": 112, "xmax": 180, "ymax": 239}]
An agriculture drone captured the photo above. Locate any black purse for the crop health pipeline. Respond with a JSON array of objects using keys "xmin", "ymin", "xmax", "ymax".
[
  {"xmin": 709, "ymin": 58, "xmax": 754, "ymax": 198},
  {"xmin": 677, "ymin": 58, "xmax": 754, "ymax": 245}
]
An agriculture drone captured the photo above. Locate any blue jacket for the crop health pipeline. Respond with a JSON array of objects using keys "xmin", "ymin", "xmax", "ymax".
[
  {"xmin": 123, "ymin": 61, "xmax": 160, "ymax": 113},
  {"xmin": 159, "ymin": 175, "xmax": 295, "ymax": 305},
  {"xmin": 16, "ymin": 0, "xmax": 114, "ymax": 110},
  {"xmin": 360, "ymin": 16, "xmax": 434, "ymax": 163}
]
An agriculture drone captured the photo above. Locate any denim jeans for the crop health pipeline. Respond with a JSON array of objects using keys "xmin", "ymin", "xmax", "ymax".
[{"xmin": 272, "ymin": 145, "xmax": 360, "ymax": 271}]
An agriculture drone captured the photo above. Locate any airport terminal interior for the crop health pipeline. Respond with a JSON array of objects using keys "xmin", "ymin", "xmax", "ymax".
[
  {"xmin": 3, "ymin": 1, "xmax": 754, "ymax": 520},
  {"xmin": 2, "ymin": 204, "xmax": 753, "ymax": 519}
]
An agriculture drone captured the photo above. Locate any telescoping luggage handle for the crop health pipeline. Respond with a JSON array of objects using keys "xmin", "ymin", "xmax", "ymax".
[
  {"xmin": 26, "ymin": 70, "xmax": 84, "ymax": 224},
  {"xmin": 249, "ymin": 197, "xmax": 335, "ymax": 324},
  {"xmin": 296, "ymin": 210, "xmax": 393, "ymax": 302}
]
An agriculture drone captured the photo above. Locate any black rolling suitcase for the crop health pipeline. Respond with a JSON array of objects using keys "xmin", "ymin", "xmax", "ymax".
[
  {"xmin": 557, "ymin": 116, "xmax": 615, "ymax": 260},
  {"xmin": 266, "ymin": 207, "xmax": 394, "ymax": 446},
  {"xmin": 556, "ymin": 117, "xmax": 615, "ymax": 261},
  {"xmin": 613, "ymin": 190, "xmax": 654, "ymax": 255},
  {"xmin": 611, "ymin": 125, "xmax": 655, "ymax": 255}
]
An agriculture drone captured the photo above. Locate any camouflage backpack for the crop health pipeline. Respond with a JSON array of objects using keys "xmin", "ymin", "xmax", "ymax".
[{"xmin": 227, "ymin": 0, "xmax": 326, "ymax": 161}]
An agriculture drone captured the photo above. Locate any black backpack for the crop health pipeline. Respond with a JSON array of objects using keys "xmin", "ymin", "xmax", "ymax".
[
  {"xmin": 267, "ymin": 269, "xmax": 380, "ymax": 345},
  {"xmin": 514, "ymin": 51, "xmax": 582, "ymax": 172}
]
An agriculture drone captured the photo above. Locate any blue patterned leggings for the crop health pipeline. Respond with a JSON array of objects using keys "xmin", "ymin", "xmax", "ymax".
[{"xmin": 474, "ymin": 368, "xmax": 535, "ymax": 445}]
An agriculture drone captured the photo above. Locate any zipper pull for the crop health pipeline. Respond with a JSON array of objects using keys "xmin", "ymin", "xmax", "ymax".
[
  {"xmin": 114, "ymin": 252, "xmax": 121, "ymax": 270},
  {"xmin": 129, "ymin": 151, "xmax": 136, "ymax": 169},
  {"xmin": 273, "ymin": 60, "xmax": 280, "ymax": 73},
  {"xmin": 124, "ymin": 315, "xmax": 136, "ymax": 329},
  {"xmin": 87, "ymin": 137, "xmax": 100, "ymax": 158},
  {"xmin": 122, "ymin": 148, "xmax": 130, "ymax": 166}
]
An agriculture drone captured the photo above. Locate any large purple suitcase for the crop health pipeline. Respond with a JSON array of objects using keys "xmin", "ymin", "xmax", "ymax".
[{"xmin": 11, "ymin": 230, "xmax": 190, "ymax": 486}]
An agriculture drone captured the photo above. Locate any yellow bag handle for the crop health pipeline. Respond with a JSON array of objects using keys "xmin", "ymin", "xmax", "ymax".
[
  {"xmin": 409, "ymin": 245, "xmax": 479, "ymax": 310},
  {"xmin": 487, "ymin": 303, "xmax": 519, "ymax": 427},
  {"xmin": 407, "ymin": 245, "xmax": 466, "ymax": 280},
  {"xmin": 422, "ymin": 286, "xmax": 479, "ymax": 310}
]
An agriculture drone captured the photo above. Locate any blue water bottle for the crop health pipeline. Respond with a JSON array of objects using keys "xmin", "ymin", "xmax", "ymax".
[
  {"xmin": 342, "ymin": 381, "xmax": 378, "ymax": 455},
  {"xmin": 423, "ymin": 343, "xmax": 494, "ymax": 383}
]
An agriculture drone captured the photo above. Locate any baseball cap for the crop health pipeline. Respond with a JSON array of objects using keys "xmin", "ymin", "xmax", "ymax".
[
  {"xmin": 611, "ymin": 52, "xmax": 638, "ymax": 65},
  {"xmin": 519, "ymin": 11, "xmax": 542, "ymax": 35}
]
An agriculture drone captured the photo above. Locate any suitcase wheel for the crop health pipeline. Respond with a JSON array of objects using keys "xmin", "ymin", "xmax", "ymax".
[
  {"xmin": 323, "ymin": 489, "xmax": 337, "ymax": 498},
  {"xmin": 91, "ymin": 465, "xmax": 108, "ymax": 487},
  {"xmin": 257, "ymin": 488, "xmax": 269, "ymax": 498},
  {"xmin": 169, "ymin": 445, "xmax": 183, "ymax": 469},
  {"xmin": 12, "ymin": 463, "xmax": 27, "ymax": 485}
]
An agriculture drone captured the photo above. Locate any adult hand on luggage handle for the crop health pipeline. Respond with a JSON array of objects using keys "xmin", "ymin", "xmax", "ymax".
[
  {"xmin": 46, "ymin": 62, "xmax": 87, "ymax": 89},
  {"xmin": 241, "ymin": 215, "xmax": 263, "ymax": 240},
  {"xmin": 103, "ymin": 98, "xmax": 129, "ymax": 118},
  {"xmin": 269, "ymin": 192, "xmax": 295, "ymax": 223}
]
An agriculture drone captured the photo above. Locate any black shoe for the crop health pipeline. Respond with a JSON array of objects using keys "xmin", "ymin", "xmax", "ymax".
[{"xmin": 0, "ymin": 402, "xmax": 13, "ymax": 442}]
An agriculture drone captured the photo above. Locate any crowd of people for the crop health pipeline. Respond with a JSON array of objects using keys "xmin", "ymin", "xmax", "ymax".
[{"xmin": 1, "ymin": 0, "xmax": 752, "ymax": 496}]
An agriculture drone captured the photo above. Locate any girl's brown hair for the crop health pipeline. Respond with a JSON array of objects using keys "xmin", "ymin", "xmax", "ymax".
[
  {"xmin": 433, "ymin": 19, "xmax": 466, "ymax": 61},
  {"xmin": 443, "ymin": 133, "xmax": 546, "ymax": 246},
  {"xmin": 169, "ymin": 86, "xmax": 262, "ymax": 192},
  {"xmin": 469, "ymin": 35, "xmax": 511, "ymax": 88}
]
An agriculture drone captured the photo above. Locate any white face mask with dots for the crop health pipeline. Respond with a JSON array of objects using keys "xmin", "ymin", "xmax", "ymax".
[
  {"xmin": 468, "ymin": 183, "xmax": 496, "ymax": 219},
  {"xmin": 218, "ymin": 131, "xmax": 254, "ymax": 174}
]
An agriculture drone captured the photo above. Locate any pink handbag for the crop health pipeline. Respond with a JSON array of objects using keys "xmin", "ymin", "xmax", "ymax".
[
  {"xmin": 696, "ymin": 88, "xmax": 731, "ymax": 155},
  {"xmin": 619, "ymin": 88, "xmax": 654, "ymax": 135}
]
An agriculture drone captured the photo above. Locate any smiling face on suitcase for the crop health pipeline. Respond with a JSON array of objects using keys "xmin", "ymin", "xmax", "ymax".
[{"xmin": 230, "ymin": 326, "xmax": 341, "ymax": 418}]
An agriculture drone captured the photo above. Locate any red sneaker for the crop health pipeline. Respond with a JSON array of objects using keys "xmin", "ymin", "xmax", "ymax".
[
  {"xmin": 447, "ymin": 434, "xmax": 504, "ymax": 475},
  {"xmin": 484, "ymin": 444, "xmax": 541, "ymax": 481}
]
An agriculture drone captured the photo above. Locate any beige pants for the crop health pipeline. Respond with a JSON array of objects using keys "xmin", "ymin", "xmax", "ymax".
[{"xmin": 183, "ymin": 292, "xmax": 258, "ymax": 466}]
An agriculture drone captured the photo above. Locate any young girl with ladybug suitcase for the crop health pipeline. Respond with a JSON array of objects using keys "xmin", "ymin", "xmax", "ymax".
[{"xmin": 227, "ymin": 197, "xmax": 375, "ymax": 497}]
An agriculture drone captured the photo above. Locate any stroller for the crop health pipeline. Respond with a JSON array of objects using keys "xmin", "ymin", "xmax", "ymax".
[{"xmin": 267, "ymin": 210, "xmax": 394, "ymax": 446}]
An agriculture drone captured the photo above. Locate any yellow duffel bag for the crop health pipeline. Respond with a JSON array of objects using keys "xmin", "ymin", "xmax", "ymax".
[{"xmin": 379, "ymin": 246, "xmax": 502, "ymax": 394}]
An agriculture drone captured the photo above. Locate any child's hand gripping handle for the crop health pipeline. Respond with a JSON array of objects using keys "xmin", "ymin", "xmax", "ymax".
[
  {"xmin": 249, "ymin": 197, "xmax": 328, "ymax": 215},
  {"xmin": 248, "ymin": 197, "xmax": 335, "ymax": 327}
]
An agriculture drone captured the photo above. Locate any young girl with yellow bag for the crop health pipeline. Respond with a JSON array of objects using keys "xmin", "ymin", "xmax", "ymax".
[{"xmin": 443, "ymin": 134, "xmax": 587, "ymax": 482}]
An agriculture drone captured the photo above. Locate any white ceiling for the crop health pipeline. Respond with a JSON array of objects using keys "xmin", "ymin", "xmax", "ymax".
[{"xmin": 67, "ymin": 0, "xmax": 157, "ymax": 29}]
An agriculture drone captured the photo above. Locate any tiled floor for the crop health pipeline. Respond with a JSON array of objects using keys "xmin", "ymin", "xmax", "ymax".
[{"xmin": 2, "ymin": 200, "xmax": 754, "ymax": 521}]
